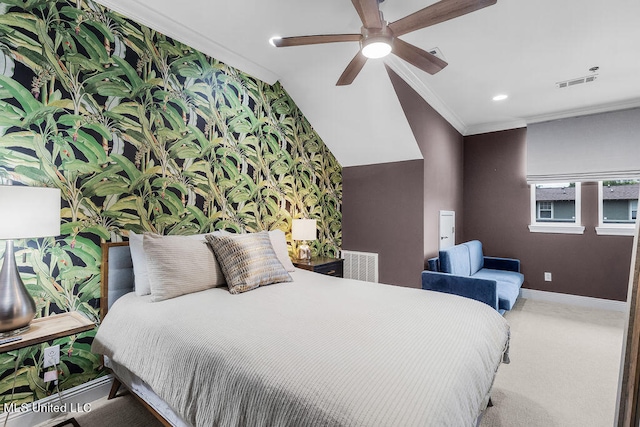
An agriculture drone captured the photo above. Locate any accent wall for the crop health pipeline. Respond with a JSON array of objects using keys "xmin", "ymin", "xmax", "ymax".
[{"xmin": 0, "ymin": 0, "xmax": 341, "ymax": 405}]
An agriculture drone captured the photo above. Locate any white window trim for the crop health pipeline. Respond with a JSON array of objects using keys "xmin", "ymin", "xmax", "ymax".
[
  {"xmin": 596, "ymin": 181, "xmax": 636, "ymax": 236},
  {"xmin": 529, "ymin": 183, "xmax": 585, "ymax": 234}
]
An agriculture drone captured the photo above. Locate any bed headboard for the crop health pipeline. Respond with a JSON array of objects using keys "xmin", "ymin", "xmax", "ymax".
[{"xmin": 100, "ymin": 242, "xmax": 134, "ymax": 320}]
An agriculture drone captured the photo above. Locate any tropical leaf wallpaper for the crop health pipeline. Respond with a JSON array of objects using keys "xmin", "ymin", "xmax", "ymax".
[{"xmin": 0, "ymin": 0, "xmax": 342, "ymax": 406}]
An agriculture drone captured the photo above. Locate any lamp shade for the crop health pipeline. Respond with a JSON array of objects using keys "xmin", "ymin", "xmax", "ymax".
[
  {"xmin": 0, "ymin": 186, "xmax": 61, "ymax": 240},
  {"xmin": 291, "ymin": 219, "xmax": 316, "ymax": 241}
]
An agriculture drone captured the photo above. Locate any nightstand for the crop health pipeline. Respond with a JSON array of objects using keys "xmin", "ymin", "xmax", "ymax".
[
  {"xmin": 0, "ymin": 312, "xmax": 95, "ymax": 427},
  {"xmin": 292, "ymin": 257, "xmax": 344, "ymax": 278}
]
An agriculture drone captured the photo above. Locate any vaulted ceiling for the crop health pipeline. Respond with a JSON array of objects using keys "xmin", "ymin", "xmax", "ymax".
[{"xmin": 96, "ymin": 0, "xmax": 640, "ymax": 166}]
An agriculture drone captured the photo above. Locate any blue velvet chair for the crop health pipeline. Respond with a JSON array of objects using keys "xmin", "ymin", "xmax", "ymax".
[{"xmin": 422, "ymin": 240, "xmax": 523, "ymax": 315}]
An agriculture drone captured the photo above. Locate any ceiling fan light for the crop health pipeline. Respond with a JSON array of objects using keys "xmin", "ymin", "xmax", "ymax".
[{"xmin": 362, "ymin": 40, "xmax": 392, "ymax": 59}]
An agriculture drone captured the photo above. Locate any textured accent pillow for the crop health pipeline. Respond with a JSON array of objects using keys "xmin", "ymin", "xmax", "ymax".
[
  {"xmin": 268, "ymin": 229, "xmax": 296, "ymax": 272},
  {"xmin": 205, "ymin": 231, "xmax": 292, "ymax": 294},
  {"xmin": 129, "ymin": 231, "xmax": 152, "ymax": 296},
  {"xmin": 144, "ymin": 233, "xmax": 226, "ymax": 302}
]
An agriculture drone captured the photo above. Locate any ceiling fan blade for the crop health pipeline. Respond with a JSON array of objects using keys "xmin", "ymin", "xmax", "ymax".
[
  {"xmin": 392, "ymin": 38, "xmax": 448, "ymax": 75},
  {"xmin": 389, "ymin": 0, "xmax": 497, "ymax": 37},
  {"xmin": 351, "ymin": 0, "xmax": 383, "ymax": 29},
  {"xmin": 273, "ymin": 34, "xmax": 361, "ymax": 47},
  {"xmin": 336, "ymin": 52, "xmax": 368, "ymax": 86}
]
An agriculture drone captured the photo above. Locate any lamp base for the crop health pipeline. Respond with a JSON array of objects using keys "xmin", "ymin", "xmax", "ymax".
[
  {"xmin": 0, "ymin": 240, "xmax": 36, "ymax": 336},
  {"xmin": 297, "ymin": 244, "xmax": 311, "ymax": 260}
]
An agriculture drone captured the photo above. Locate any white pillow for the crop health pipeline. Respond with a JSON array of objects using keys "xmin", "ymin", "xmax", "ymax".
[
  {"xmin": 268, "ymin": 229, "xmax": 295, "ymax": 272},
  {"xmin": 144, "ymin": 233, "xmax": 226, "ymax": 302},
  {"xmin": 129, "ymin": 231, "xmax": 226, "ymax": 296},
  {"xmin": 129, "ymin": 231, "xmax": 151, "ymax": 296}
]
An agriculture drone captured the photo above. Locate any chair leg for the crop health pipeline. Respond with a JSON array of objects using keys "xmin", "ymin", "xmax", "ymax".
[{"xmin": 108, "ymin": 377, "xmax": 122, "ymax": 400}]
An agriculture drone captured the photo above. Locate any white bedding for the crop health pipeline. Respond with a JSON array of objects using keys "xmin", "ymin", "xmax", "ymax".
[{"xmin": 92, "ymin": 268, "xmax": 509, "ymax": 427}]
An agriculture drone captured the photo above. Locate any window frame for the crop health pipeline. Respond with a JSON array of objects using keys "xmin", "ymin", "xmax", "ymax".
[
  {"xmin": 596, "ymin": 181, "xmax": 638, "ymax": 236},
  {"xmin": 529, "ymin": 182, "xmax": 585, "ymax": 234}
]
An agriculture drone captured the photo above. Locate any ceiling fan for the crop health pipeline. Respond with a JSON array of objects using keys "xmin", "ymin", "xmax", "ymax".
[{"xmin": 271, "ymin": 0, "xmax": 497, "ymax": 86}]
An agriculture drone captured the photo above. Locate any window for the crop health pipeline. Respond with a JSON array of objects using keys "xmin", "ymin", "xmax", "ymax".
[
  {"xmin": 529, "ymin": 182, "xmax": 584, "ymax": 234},
  {"xmin": 596, "ymin": 180, "xmax": 640, "ymax": 236},
  {"xmin": 538, "ymin": 201, "xmax": 552, "ymax": 219}
]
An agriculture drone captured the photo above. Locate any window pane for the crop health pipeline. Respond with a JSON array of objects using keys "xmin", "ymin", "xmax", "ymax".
[
  {"xmin": 602, "ymin": 180, "xmax": 640, "ymax": 224},
  {"xmin": 535, "ymin": 183, "xmax": 576, "ymax": 223}
]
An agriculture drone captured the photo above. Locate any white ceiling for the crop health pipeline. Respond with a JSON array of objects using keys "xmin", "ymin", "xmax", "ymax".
[{"xmin": 95, "ymin": 0, "xmax": 640, "ymax": 167}]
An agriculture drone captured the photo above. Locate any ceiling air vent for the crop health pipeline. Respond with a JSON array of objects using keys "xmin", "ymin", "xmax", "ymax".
[
  {"xmin": 556, "ymin": 74, "xmax": 598, "ymax": 89},
  {"xmin": 428, "ymin": 47, "xmax": 446, "ymax": 61}
]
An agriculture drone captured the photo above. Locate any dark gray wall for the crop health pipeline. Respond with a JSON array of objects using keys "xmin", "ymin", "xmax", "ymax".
[
  {"xmin": 463, "ymin": 128, "xmax": 632, "ymax": 301},
  {"xmin": 342, "ymin": 69, "xmax": 464, "ymax": 287},
  {"xmin": 386, "ymin": 67, "xmax": 465, "ymax": 263},
  {"xmin": 342, "ymin": 160, "xmax": 424, "ymax": 288}
]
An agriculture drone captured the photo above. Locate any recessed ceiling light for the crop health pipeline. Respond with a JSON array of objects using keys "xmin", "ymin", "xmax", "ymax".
[
  {"xmin": 269, "ymin": 36, "xmax": 281, "ymax": 47},
  {"xmin": 492, "ymin": 94, "xmax": 508, "ymax": 101}
]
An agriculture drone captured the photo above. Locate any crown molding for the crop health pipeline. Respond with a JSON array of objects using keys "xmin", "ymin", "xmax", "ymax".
[
  {"xmin": 462, "ymin": 98, "xmax": 640, "ymax": 136},
  {"xmin": 93, "ymin": 0, "xmax": 279, "ymax": 84},
  {"xmin": 384, "ymin": 56, "xmax": 467, "ymax": 136},
  {"xmin": 524, "ymin": 98, "xmax": 640, "ymax": 126},
  {"xmin": 464, "ymin": 119, "xmax": 527, "ymax": 136}
]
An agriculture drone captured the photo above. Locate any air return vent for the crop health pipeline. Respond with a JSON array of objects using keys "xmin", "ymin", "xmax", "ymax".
[
  {"xmin": 342, "ymin": 250, "xmax": 378, "ymax": 282},
  {"xmin": 556, "ymin": 74, "xmax": 598, "ymax": 88}
]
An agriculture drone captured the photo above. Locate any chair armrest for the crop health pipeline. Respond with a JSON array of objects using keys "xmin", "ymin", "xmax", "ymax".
[
  {"xmin": 421, "ymin": 271, "xmax": 498, "ymax": 310},
  {"xmin": 427, "ymin": 257, "xmax": 439, "ymax": 271},
  {"xmin": 484, "ymin": 256, "xmax": 520, "ymax": 273}
]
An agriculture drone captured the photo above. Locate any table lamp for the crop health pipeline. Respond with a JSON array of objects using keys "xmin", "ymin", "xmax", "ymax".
[
  {"xmin": 292, "ymin": 219, "xmax": 316, "ymax": 260},
  {"xmin": 0, "ymin": 186, "xmax": 61, "ymax": 336}
]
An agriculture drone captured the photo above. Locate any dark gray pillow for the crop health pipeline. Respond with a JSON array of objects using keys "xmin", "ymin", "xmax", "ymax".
[{"xmin": 205, "ymin": 231, "xmax": 292, "ymax": 294}]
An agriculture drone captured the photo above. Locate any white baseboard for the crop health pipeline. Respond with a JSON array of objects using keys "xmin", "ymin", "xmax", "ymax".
[
  {"xmin": 520, "ymin": 288, "xmax": 627, "ymax": 312},
  {"xmin": 4, "ymin": 374, "xmax": 112, "ymax": 427}
]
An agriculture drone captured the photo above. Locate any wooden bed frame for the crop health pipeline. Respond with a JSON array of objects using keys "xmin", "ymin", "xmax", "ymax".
[{"xmin": 100, "ymin": 241, "xmax": 174, "ymax": 427}]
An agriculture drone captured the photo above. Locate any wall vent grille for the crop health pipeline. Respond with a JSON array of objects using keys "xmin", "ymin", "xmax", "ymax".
[
  {"xmin": 342, "ymin": 250, "xmax": 379, "ymax": 283},
  {"xmin": 557, "ymin": 74, "xmax": 598, "ymax": 88}
]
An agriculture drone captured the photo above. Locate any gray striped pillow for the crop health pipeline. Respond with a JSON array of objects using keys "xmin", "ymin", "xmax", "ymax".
[
  {"xmin": 205, "ymin": 232, "xmax": 292, "ymax": 294},
  {"xmin": 144, "ymin": 233, "xmax": 225, "ymax": 302}
]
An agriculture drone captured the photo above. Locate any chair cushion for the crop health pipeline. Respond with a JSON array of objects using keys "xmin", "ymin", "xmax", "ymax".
[
  {"xmin": 439, "ymin": 244, "xmax": 471, "ymax": 276},
  {"xmin": 473, "ymin": 268, "xmax": 524, "ymax": 311},
  {"xmin": 463, "ymin": 240, "xmax": 484, "ymax": 275}
]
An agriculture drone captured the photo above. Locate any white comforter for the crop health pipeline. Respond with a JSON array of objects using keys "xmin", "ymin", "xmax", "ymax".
[{"xmin": 92, "ymin": 269, "xmax": 509, "ymax": 427}]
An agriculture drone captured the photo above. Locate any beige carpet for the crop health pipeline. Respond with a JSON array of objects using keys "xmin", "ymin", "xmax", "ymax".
[
  {"xmin": 481, "ymin": 298, "xmax": 625, "ymax": 427},
  {"xmin": 36, "ymin": 391, "xmax": 164, "ymax": 427},
  {"xmin": 37, "ymin": 298, "xmax": 626, "ymax": 427}
]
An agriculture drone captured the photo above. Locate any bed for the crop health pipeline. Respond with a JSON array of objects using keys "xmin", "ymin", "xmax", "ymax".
[{"xmin": 92, "ymin": 235, "xmax": 510, "ymax": 427}]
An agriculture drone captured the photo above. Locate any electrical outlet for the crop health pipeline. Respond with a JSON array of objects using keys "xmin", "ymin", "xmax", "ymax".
[
  {"xmin": 544, "ymin": 272, "xmax": 552, "ymax": 282},
  {"xmin": 43, "ymin": 345, "xmax": 60, "ymax": 368}
]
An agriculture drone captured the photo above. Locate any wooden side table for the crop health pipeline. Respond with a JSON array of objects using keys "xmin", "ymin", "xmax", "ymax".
[
  {"xmin": 0, "ymin": 312, "xmax": 95, "ymax": 427},
  {"xmin": 292, "ymin": 257, "xmax": 344, "ymax": 278},
  {"xmin": 0, "ymin": 312, "xmax": 95, "ymax": 353}
]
